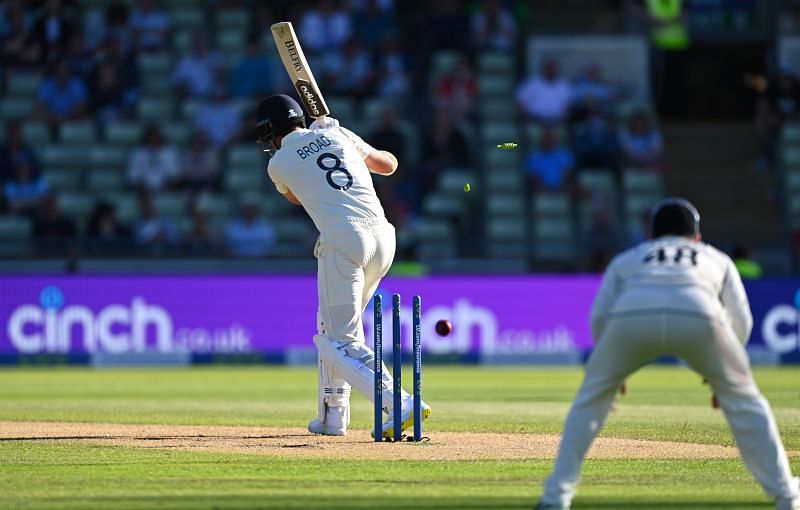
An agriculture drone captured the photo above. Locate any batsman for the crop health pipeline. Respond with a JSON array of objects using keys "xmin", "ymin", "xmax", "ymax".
[{"xmin": 256, "ymin": 94, "xmax": 430, "ymax": 437}]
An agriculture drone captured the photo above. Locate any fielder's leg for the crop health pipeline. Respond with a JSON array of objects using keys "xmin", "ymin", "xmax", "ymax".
[
  {"xmin": 540, "ymin": 315, "xmax": 660, "ymax": 508},
  {"xmin": 675, "ymin": 317, "xmax": 800, "ymax": 508}
]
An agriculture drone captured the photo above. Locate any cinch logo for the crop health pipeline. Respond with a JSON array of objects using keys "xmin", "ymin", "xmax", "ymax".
[
  {"xmin": 6, "ymin": 286, "xmax": 251, "ymax": 354},
  {"xmin": 761, "ymin": 289, "xmax": 800, "ymax": 354}
]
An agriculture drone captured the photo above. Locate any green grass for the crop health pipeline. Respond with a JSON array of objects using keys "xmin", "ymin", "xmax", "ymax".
[{"xmin": 1, "ymin": 366, "xmax": 798, "ymax": 509}]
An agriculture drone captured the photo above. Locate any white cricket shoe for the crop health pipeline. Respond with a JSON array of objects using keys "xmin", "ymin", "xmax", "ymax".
[
  {"xmin": 775, "ymin": 477, "xmax": 800, "ymax": 510},
  {"xmin": 307, "ymin": 406, "xmax": 348, "ymax": 436},
  {"xmin": 372, "ymin": 399, "xmax": 431, "ymax": 439},
  {"xmin": 534, "ymin": 501, "xmax": 569, "ymax": 510}
]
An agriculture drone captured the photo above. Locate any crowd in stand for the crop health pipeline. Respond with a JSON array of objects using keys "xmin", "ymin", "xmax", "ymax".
[{"xmin": 0, "ymin": 0, "xmax": 660, "ymax": 262}]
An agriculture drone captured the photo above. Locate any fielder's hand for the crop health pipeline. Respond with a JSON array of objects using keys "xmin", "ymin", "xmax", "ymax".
[{"xmin": 309, "ymin": 116, "xmax": 340, "ymax": 130}]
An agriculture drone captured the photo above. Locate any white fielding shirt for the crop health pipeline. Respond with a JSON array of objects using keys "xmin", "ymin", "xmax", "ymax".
[
  {"xmin": 590, "ymin": 236, "xmax": 753, "ymax": 344},
  {"xmin": 267, "ymin": 127, "xmax": 386, "ymax": 232}
]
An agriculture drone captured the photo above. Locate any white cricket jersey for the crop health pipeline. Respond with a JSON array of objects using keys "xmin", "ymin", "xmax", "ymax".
[
  {"xmin": 590, "ymin": 236, "xmax": 753, "ymax": 344},
  {"xmin": 267, "ymin": 126, "xmax": 386, "ymax": 232}
]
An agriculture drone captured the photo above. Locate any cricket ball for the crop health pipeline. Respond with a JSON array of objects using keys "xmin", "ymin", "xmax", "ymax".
[{"xmin": 435, "ymin": 319, "xmax": 452, "ymax": 336}]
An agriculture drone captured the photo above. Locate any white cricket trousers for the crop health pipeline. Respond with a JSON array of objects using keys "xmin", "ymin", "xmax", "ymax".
[
  {"xmin": 314, "ymin": 218, "xmax": 395, "ymax": 409},
  {"xmin": 542, "ymin": 311, "xmax": 798, "ymax": 508}
]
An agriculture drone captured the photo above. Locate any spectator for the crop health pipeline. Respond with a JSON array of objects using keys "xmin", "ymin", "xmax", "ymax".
[
  {"xmin": 732, "ymin": 243, "xmax": 763, "ymax": 279},
  {"xmin": 471, "ymin": 0, "xmax": 517, "ymax": 52},
  {"xmin": 86, "ymin": 201, "xmax": 132, "ymax": 250},
  {"xmin": 29, "ymin": 0, "xmax": 77, "ymax": 65},
  {"xmin": 570, "ymin": 63, "xmax": 621, "ymax": 121},
  {"xmin": 1, "ymin": 2, "xmax": 41, "ymax": 71},
  {"xmin": 129, "ymin": 0, "xmax": 170, "ymax": 52},
  {"xmin": 433, "ymin": 57, "xmax": 477, "ymax": 122},
  {"xmin": 368, "ymin": 106, "xmax": 410, "ymax": 226},
  {"xmin": 516, "ymin": 58, "xmax": 573, "ymax": 124},
  {"xmin": 754, "ymin": 68, "xmax": 800, "ymax": 171},
  {"xmin": 373, "ymin": 33, "xmax": 410, "ymax": 99},
  {"xmin": 96, "ymin": 37, "xmax": 139, "ymax": 109},
  {"xmin": 525, "ymin": 127, "xmax": 575, "ymax": 193},
  {"xmin": 0, "ymin": 122, "xmax": 42, "ymax": 185},
  {"xmin": 224, "ymin": 193, "xmax": 276, "ymax": 258},
  {"xmin": 65, "ymin": 33, "xmax": 92, "ymax": 77},
  {"xmin": 570, "ymin": 98, "xmax": 620, "ymax": 169},
  {"xmin": 83, "ymin": 1, "xmax": 130, "ymax": 51},
  {"xmin": 417, "ymin": 109, "xmax": 470, "ymax": 201},
  {"xmin": 134, "ymin": 190, "xmax": 180, "ymax": 247},
  {"xmin": 33, "ymin": 194, "xmax": 76, "ymax": 253},
  {"xmin": 424, "ymin": 0, "xmax": 470, "ymax": 53},
  {"xmin": 193, "ymin": 85, "xmax": 242, "ymax": 148},
  {"xmin": 230, "ymin": 33, "xmax": 277, "ymax": 99},
  {"xmin": 179, "ymin": 130, "xmax": 220, "ymax": 191},
  {"xmin": 172, "ymin": 31, "xmax": 225, "ymax": 99},
  {"xmin": 185, "ymin": 199, "xmax": 219, "ymax": 253},
  {"xmin": 4, "ymin": 156, "xmax": 48, "ymax": 216},
  {"xmin": 298, "ymin": 0, "xmax": 352, "ymax": 55},
  {"xmin": 322, "ymin": 36, "xmax": 374, "ymax": 100},
  {"xmin": 88, "ymin": 61, "xmax": 127, "ymax": 126},
  {"xmin": 127, "ymin": 125, "xmax": 180, "ymax": 192},
  {"xmin": 620, "ymin": 110, "xmax": 663, "ymax": 172},
  {"xmin": 626, "ymin": 209, "xmax": 650, "ymax": 248},
  {"xmin": 352, "ymin": 0, "xmax": 394, "ymax": 50},
  {"xmin": 35, "ymin": 59, "xmax": 88, "ymax": 129}
]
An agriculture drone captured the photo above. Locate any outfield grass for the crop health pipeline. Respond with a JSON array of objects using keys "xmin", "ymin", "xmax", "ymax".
[{"xmin": 1, "ymin": 366, "xmax": 798, "ymax": 509}]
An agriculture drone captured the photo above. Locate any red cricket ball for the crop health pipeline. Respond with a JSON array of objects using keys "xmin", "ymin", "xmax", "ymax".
[{"xmin": 435, "ymin": 319, "xmax": 452, "ymax": 336}]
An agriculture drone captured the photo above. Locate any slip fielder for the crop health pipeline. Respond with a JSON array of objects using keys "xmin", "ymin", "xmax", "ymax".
[{"xmin": 536, "ymin": 198, "xmax": 800, "ymax": 510}]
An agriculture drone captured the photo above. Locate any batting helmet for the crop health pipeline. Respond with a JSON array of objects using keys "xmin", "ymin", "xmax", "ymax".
[
  {"xmin": 650, "ymin": 197, "xmax": 700, "ymax": 238},
  {"xmin": 255, "ymin": 94, "xmax": 306, "ymax": 152}
]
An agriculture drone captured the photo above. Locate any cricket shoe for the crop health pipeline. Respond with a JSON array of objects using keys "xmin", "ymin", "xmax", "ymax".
[
  {"xmin": 307, "ymin": 406, "xmax": 348, "ymax": 436},
  {"xmin": 372, "ymin": 400, "xmax": 431, "ymax": 439},
  {"xmin": 776, "ymin": 478, "xmax": 800, "ymax": 510}
]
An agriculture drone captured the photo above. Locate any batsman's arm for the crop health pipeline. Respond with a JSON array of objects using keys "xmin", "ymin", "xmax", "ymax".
[{"xmin": 365, "ymin": 150, "xmax": 398, "ymax": 175}]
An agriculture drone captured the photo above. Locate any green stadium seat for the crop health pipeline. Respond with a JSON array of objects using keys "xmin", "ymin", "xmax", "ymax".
[
  {"xmin": 0, "ymin": 98, "xmax": 34, "ymax": 119},
  {"xmin": 623, "ymin": 170, "xmax": 663, "ymax": 194},
  {"xmin": 486, "ymin": 216, "xmax": 525, "ymax": 242},
  {"xmin": 87, "ymin": 169, "xmax": 125, "ymax": 192},
  {"xmin": 21, "ymin": 122, "xmax": 51, "ymax": 145},
  {"xmin": 45, "ymin": 170, "xmax": 82, "ymax": 192},
  {"xmin": 138, "ymin": 53, "xmax": 172, "ymax": 75},
  {"xmin": 411, "ymin": 219, "xmax": 455, "ymax": 243},
  {"xmin": 172, "ymin": 8, "xmax": 205, "ymax": 29},
  {"xmin": 479, "ymin": 99, "xmax": 516, "ymax": 120},
  {"xmin": 41, "ymin": 145, "xmax": 86, "ymax": 170},
  {"xmin": 0, "ymin": 215, "xmax": 31, "ymax": 256},
  {"xmin": 325, "ymin": 97, "xmax": 356, "ymax": 124},
  {"xmin": 138, "ymin": 98, "xmax": 175, "ymax": 121},
  {"xmin": 421, "ymin": 192, "xmax": 464, "ymax": 217},
  {"xmin": 98, "ymin": 192, "xmax": 138, "ymax": 223},
  {"xmin": 225, "ymin": 167, "xmax": 264, "ymax": 191},
  {"xmin": 535, "ymin": 217, "xmax": 573, "ymax": 242},
  {"xmin": 477, "ymin": 53, "xmax": 514, "ymax": 75},
  {"xmin": 275, "ymin": 217, "xmax": 314, "ymax": 242},
  {"xmin": 486, "ymin": 193, "xmax": 524, "ymax": 216},
  {"xmin": 578, "ymin": 170, "xmax": 616, "ymax": 199},
  {"xmin": 180, "ymin": 99, "xmax": 200, "ymax": 120},
  {"xmin": 485, "ymin": 149, "xmax": 520, "ymax": 168},
  {"xmin": 787, "ymin": 170, "xmax": 800, "ymax": 192},
  {"xmin": 173, "ymin": 29, "xmax": 194, "ymax": 52},
  {"xmin": 783, "ymin": 145, "xmax": 800, "ymax": 166},
  {"xmin": 217, "ymin": 9, "xmax": 249, "ymax": 29},
  {"xmin": 486, "ymin": 169, "xmax": 523, "ymax": 192},
  {"xmin": 106, "ymin": 122, "xmax": 143, "ymax": 145},
  {"xmin": 142, "ymin": 75, "xmax": 172, "ymax": 95},
  {"xmin": 417, "ymin": 241, "xmax": 457, "ymax": 260},
  {"xmin": 60, "ymin": 122, "xmax": 96, "ymax": 145},
  {"xmin": 89, "ymin": 146, "xmax": 128, "ymax": 170},
  {"xmin": 153, "ymin": 194, "xmax": 186, "ymax": 218},
  {"xmin": 437, "ymin": 170, "xmax": 475, "ymax": 195},
  {"xmin": 217, "ymin": 30, "xmax": 246, "ymax": 54},
  {"xmin": 6, "ymin": 73, "xmax": 41, "ymax": 96},
  {"xmin": 781, "ymin": 123, "xmax": 800, "ymax": 144},
  {"xmin": 227, "ymin": 145, "xmax": 265, "ymax": 168},
  {"xmin": 533, "ymin": 192, "xmax": 570, "ymax": 217},
  {"xmin": 478, "ymin": 75, "xmax": 514, "ymax": 97},
  {"xmin": 481, "ymin": 122, "xmax": 520, "ymax": 146},
  {"xmin": 163, "ymin": 122, "xmax": 192, "ymax": 145},
  {"xmin": 58, "ymin": 191, "xmax": 94, "ymax": 222}
]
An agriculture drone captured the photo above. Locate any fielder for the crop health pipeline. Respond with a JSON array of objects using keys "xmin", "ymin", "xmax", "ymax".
[
  {"xmin": 536, "ymin": 198, "xmax": 800, "ymax": 510},
  {"xmin": 256, "ymin": 94, "xmax": 430, "ymax": 438}
]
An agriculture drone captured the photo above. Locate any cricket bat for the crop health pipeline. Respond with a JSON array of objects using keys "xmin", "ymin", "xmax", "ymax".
[{"xmin": 271, "ymin": 21, "xmax": 330, "ymax": 119}]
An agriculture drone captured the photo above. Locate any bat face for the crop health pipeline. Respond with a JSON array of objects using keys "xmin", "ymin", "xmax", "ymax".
[{"xmin": 272, "ymin": 22, "xmax": 330, "ymax": 119}]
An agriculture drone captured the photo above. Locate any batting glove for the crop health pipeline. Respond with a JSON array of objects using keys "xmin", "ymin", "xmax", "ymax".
[{"xmin": 309, "ymin": 116, "xmax": 340, "ymax": 130}]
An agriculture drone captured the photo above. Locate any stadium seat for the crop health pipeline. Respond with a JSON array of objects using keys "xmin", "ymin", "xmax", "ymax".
[
  {"xmin": 0, "ymin": 215, "xmax": 31, "ymax": 257},
  {"xmin": 781, "ymin": 122, "xmax": 800, "ymax": 144},
  {"xmin": 88, "ymin": 146, "xmax": 127, "ymax": 170},
  {"xmin": 486, "ymin": 216, "xmax": 525, "ymax": 242},
  {"xmin": 225, "ymin": 167, "xmax": 264, "ymax": 192},
  {"xmin": 173, "ymin": 29, "xmax": 194, "ymax": 52},
  {"xmin": 138, "ymin": 98, "xmax": 175, "ymax": 121},
  {"xmin": 58, "ymin": 191, "xmax": 94, "ymax": 222},
  {"xmin": 41, "ymin": 145, "xmax": 86, "ymax": 170},
  {"xmin": 787, "ymin": 169, "xmax": 800, "ymax": 192},
  {"xmin": 477, "ymin": 53, "xmax": 514, "ymax": 75},
  {"xmin": 0, "ymin": 98, "xmax": 34, "ymax": 119},
  {"xmin": 486, "ymin": 241, "xmax": 527, "ymax": 259},
  {"xmin": 45, "ymin": 170, "xmax": 82, "ymax": 192},
  {"xmin": 217, "ymin": 29, "xmax": 246, "ymax": 54},
  {"xmin": 162, "ymin": 122, "xmax": 192, "ymax": 145},
  {"xmin": 421, "ymin": 192, "xmax": 464, "ymax": 217},
  {"xmin": 623, "ymin": 170, "xmax": 663, "ymax": 195},
  {"xmin": 411, "ymin": 218, "xmax": 455, "ymax": 243},
  {"xmin": 227, "ymin": 145, "xmax": 265, "ymax": 168},
  {"xmin": 486, "ymin": 169, "xmax": 523, "ymax": 192},
  {"xmin": 783, "ymin": 145, "xmax": 800, "ymax": 166},
  {"xmin": 478, "ymin": 75, "xmax": 514, "ymax": 97},
  {"xmin": 479, "ymin": 99, "xmax": 516, "ymax": 120},
  {"xmin": 60, "ymin": 122, "xmax": 96, "ymax": 145},
  {"xmin": 535, "ymin": 217, "xmax": 573, "ymax": 241},
  {"xmin": 153, "ymin": 194, "xmax": 186, "ymax": 218},
  {"xmin": 21, "ymin": 122, "xmax": 51, "ymax": 145},
  {"xmin": 578, "ymin": 170, "xmax": 616, "ymax": 200},
  {"xmin": 100, "ymin": 192, "xmax": 139, "ymax": 223},
  {"xmin": 417, "ymin": 241, "xmax": 457, "ymax": 260},
  {"xmin": 486, "ymin": 193, "xmax": 524, "ymax": 216},
  {"xmin": 171, "ymin": 8, "xmax": 205, "ymax": 29},
  {"xmin": 481, "ymin": 122, "xmax": 520, "ymax": 146},
  {"xmin": 524, "ymin": 124, "xmax": 567, "ymax": 147},
  {"xmin": 217, "ymin": 9, "xmax": 249, "ymax": 29},
  {"xmin": 275, "ymin": 217, "xmax": 314, "ymax": 242},
  {"xmin": 437, "ymin": 170, "xmax": 475, "ymax": 195},
  {"xmin": 532, "ymin": 192, "xmax": 570, "ymax": 217},
  {"xmin": 485, "ymin": 148, "xmax": 520, "ymax": 168},
  {"xmin": 138, "ymin": 53, "xmax": 172, "ymax": 75},
  {"xmin": 430, "ymin": 51, "xmax": 462, "ymax": 81},
  {"xmin": 142, "ymin": 75, "xmax": 172, "ymax": 95},
  {"xmin": 86, "ymin": 169, "xmax": 125, "ymax": 192},
  {"xmin": 180, "ymin": 99, "xmax": 200, "ymax": 120},
  {"xmin": 6, "ymin": 72, "xmax": 41, "ymax": 96},
  {"xmin": 325, "ymin": 97, "xmax": 356, "ymax": 124},
  {"xmin": 106, "ymin": 122, "xmax": 143, "ymax": 145}
]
